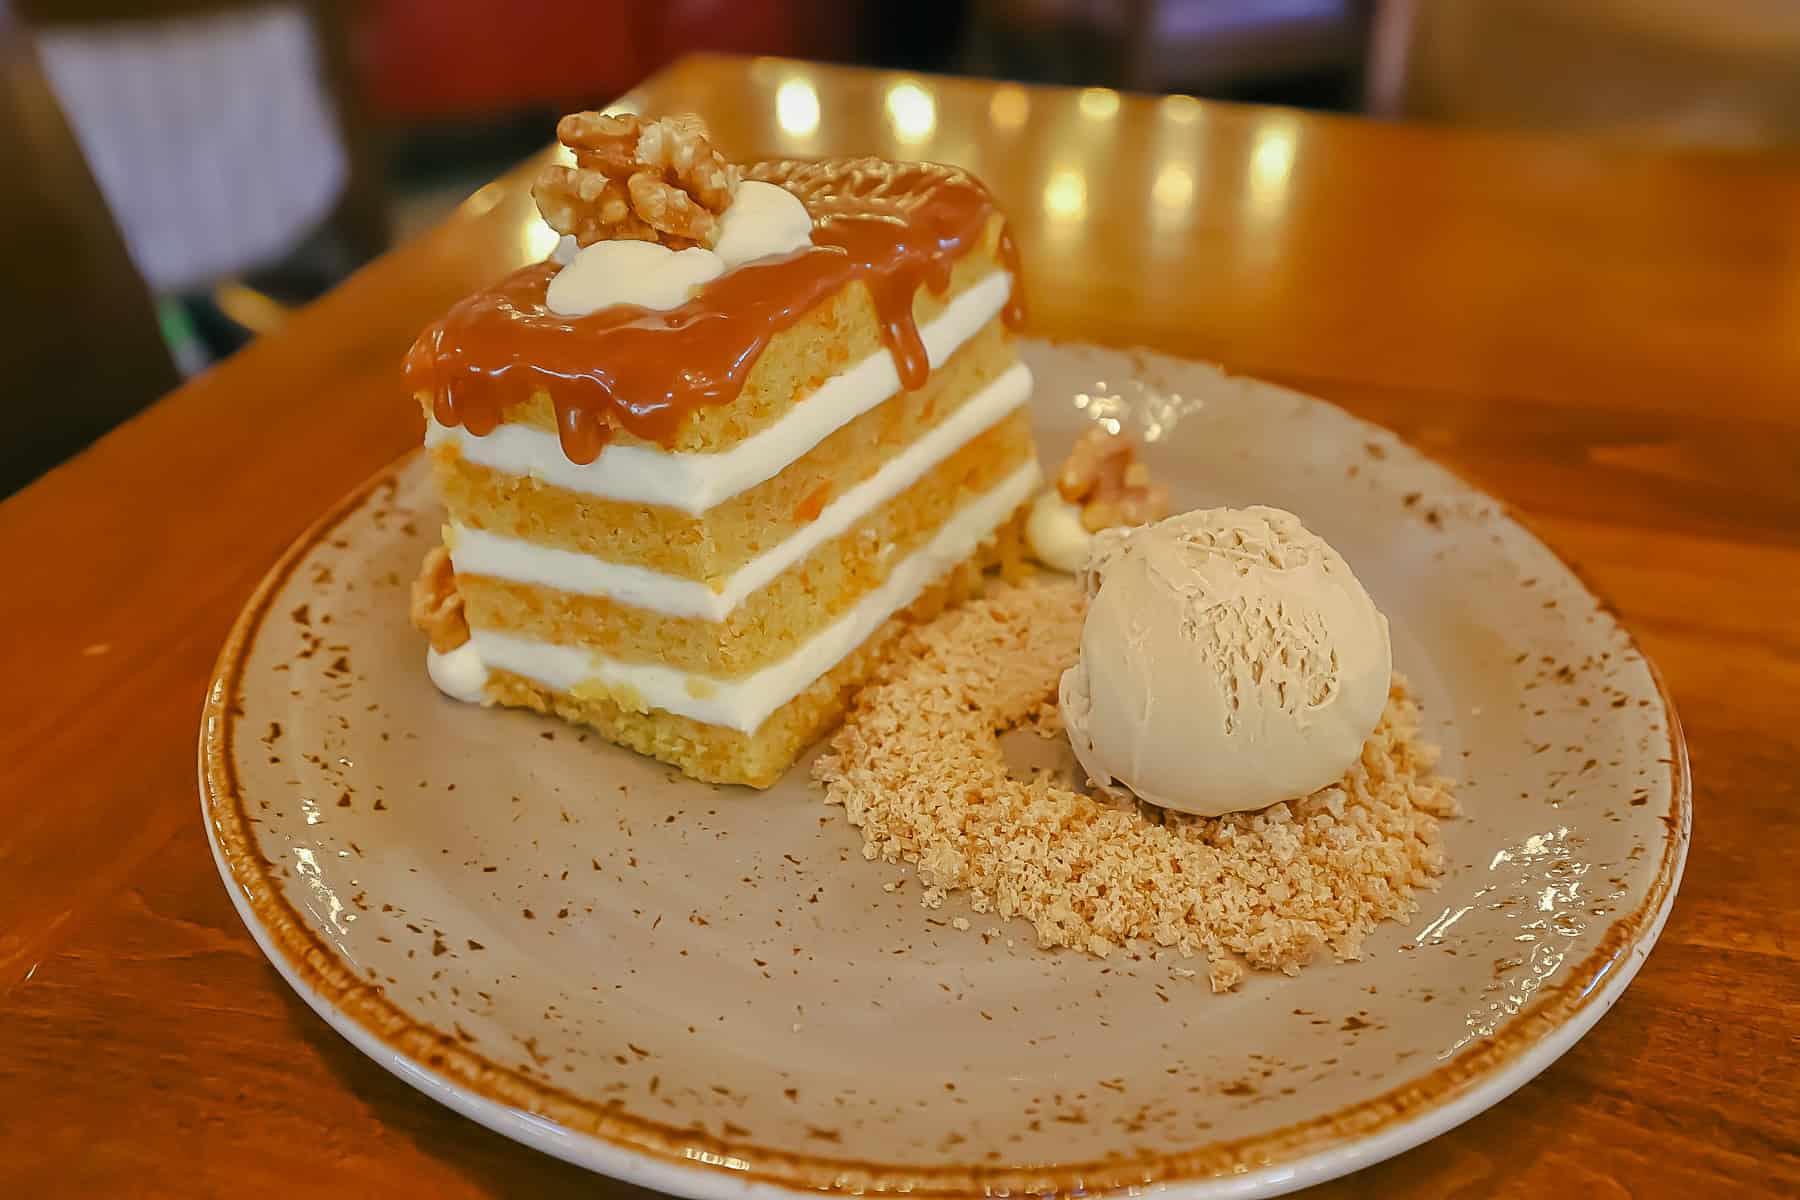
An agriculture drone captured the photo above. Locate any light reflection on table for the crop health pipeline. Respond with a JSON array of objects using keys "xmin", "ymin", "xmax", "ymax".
[
  {"xmin": 775, "ymin": 76, "xmax": 821, "ymax": 142},
  {"xmin": 884, "ymin": 79, "xmax": 936, "ymax": 146}
]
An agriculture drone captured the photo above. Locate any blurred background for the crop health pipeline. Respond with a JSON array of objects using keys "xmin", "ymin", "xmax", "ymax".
[{"xmin": 7, "ymin": 0, "xmax": 1800, "ymax": 492}]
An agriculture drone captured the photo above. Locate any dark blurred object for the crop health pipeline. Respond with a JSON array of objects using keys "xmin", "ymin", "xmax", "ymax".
[
  {"xmin": 856, "ymin": 0, "xmax": 971, "ymax": 71},
  {"xmin": 963, "ymin": 0, "xmax": 1366, "ymax": 105},
  {"xmin": 1368, "ymin": 0, "xmax": 1800, "ymax": 148},
  {"xmin": 0, "ymin": 1, "xmax": 177, "ymax": 495},
  {"xmin": 21, "ymin": 0, "xmax": 389, "ymax": 355}
]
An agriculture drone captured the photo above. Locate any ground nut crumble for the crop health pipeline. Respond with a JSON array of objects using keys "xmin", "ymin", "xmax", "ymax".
[{"xmin": 815, "ymin": 580, "xmax": 1457, "ymax": 991}]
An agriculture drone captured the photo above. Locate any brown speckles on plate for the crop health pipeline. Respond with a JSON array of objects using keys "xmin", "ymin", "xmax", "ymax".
[{"xmin": 200, "ymin": 342, "xmax": 1688, "ymax": 1199}]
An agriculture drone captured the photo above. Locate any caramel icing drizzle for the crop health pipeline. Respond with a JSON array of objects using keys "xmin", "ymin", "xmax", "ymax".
[{"xmin": 404, "ymin": 158, "xmax": 1025, "ymax": 465}]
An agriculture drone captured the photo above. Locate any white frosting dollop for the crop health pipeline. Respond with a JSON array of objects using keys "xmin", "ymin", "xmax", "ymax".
[
  {"xmin": 427, "ymin": 641, "xmax": 489, "ymax": 704},
  {"xmin": 549, "ymin": 233, "xmax": 578, "ymax": 266},
  {"xmin": 1025, "ymin": 490, "xmax": 1093, "ymax": 573},
  {"xmin": 541, "ymin": 181, "xmax": 812, "ymax": 316},
  {"xmin": 1060, "ymin": 506, "xmax": 1392, "ymax": 817},
  {"xmin": 546, "ymin": 240, "xmax": 725, "ymax": 315},
  {"xmin": 712, "ymin": 180, "xmax": 814, "ymax": 268}
]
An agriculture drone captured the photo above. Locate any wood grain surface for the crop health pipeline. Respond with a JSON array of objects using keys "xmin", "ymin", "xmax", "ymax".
[{"xmin": 2, "ymin": 54, "xmax": 1796, "ymax": 1197}]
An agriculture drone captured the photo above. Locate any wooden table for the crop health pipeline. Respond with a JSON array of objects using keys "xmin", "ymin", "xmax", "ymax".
[{"xmin": 3, "ymin": 54, "xmax": 1796, "ymax": 1197}]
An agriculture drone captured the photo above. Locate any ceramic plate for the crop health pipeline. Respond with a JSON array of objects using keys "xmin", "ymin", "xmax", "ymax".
[{"xmin": 201, "ymin": 341, "xmax": 1689, "ymax": 1198}]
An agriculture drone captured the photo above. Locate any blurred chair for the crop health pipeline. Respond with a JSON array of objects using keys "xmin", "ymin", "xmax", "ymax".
[
  {"xmin": 1368, "ymin": 0, "xmax": 1800, "ymax": 148},
  {"xmin": 1, "ymin": 1, "xmax": 178, "ymax": 496},
  {"xmin": 21, "ymin": 0, "xmax": 388, "ymax": 346}
]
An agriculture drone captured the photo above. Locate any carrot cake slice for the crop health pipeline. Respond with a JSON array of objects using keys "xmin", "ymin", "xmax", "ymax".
[{"xmin": 404, "ymin": 112, "xmax": 1037, "ymax": 787}]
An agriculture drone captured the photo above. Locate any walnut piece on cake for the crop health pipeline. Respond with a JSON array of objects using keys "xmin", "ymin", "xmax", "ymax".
[
  {"xmin": 1057, "ymin": 426, "xmax": 1172, "ymax": 533},
  {"xmin": 410, "ymin": 545, "xmax": 469, "ymax": 653},
  {"xmin": 532, "ymin": 112, "xmax": 740, "ymax": 249}
]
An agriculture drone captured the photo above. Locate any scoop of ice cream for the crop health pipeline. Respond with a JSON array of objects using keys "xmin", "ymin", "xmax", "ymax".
[{"xmin": 1059, "ymin": 506, "xmax": 1391, "ymax": 816}]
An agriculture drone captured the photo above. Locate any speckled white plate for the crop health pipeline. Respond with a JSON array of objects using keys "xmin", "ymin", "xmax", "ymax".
[{"xmin": 201, "ymin": 341, "xmax": 1689, "ymax": 1199}]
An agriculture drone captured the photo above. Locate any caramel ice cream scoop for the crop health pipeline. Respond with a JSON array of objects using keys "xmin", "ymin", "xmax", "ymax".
[{"xmin": 1059, "ymin": 506, "xmax": 1392, "ymax": 816}]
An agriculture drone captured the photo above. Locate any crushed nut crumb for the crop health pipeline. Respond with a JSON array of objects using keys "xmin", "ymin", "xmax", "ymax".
[{"xmin": 815, "ymin": 581, "xmax": 1456, "ymax": 991}]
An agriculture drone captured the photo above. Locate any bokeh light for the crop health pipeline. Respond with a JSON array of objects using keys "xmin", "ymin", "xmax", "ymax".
[
  {"xmin": 885, "ymin": 81, "xmax": 936, "ymax": 144},
  {"xmin": 1043, "ymin": 167, "xmax": 1088, "ymax": 221},
  {"xmin": 989, "ymin": 84, "xmax": 1029, "ymax": 131},
  {"xmin": 776, "ymin": 78, "xmax": 821, "ymax": 138},
  {"xmin": 1079, "ymin": 87, "xmax": 1120, "ymax": 121}
]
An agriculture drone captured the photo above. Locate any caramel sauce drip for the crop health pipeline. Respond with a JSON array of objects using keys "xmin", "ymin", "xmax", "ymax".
[{"xmin": 403, "ymin": 158, "xmax": 1025, "ymax": 465}]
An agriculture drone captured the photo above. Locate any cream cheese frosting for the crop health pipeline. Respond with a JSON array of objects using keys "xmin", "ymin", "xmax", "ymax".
[
  {"xmin": 424, "ymin": 269, "xmax": 1014, "ymax": 515},
  {"xmin": 456, "ymin": 458, "xmax": 1041, "ymax": 731},
  {"xmin": 445, "ymin": 362, "xmax": 1032, "ymax": 620},
  {"xmin": 544, "ymin": 181, "xmax": 815, "ymax": 316},
  {"xmin": 426, "ymin": 641, "xmax": 489, "ymax": 704},
  {"xmin": 1024, "ymin": 489, "xmax": 1093, "ymax": 573}
]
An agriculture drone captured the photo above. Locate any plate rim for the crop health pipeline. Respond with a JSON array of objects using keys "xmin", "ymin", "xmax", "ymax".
[{"xmin": 200, "ymin": 392, "xmax": 1692, "ymax": 1199}]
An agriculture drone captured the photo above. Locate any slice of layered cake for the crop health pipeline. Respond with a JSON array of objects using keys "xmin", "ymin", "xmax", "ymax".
[{"xmin": 405, "ymin": 113, "xmax": 1037, "ymax": 787}]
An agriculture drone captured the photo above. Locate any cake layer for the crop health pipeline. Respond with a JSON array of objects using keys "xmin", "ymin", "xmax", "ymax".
[
  {"xmin": 494, "ymin": 220, "xmax": 1007, "ymax": 452},
  {"xmin": 419, "ymin": 214, "xmax": 1009, "ymax": 463},
  {"xmin": 431, "ymin": 319, "xmax": 1017, "ymax": 581},
  {"xmin": 448, "ymin": 361, "xmax": 1032, "ymax": 622},
  {"xmin": 455, "ymin": 407, "xmax": 1036, "ymax": 676},
  {"xmin": 467, "ymin": 457, "xmax": 1040, "ymax": 733},
  {"xmin": 483, "ymin": 547, "xmax": 1004, "ymax": 789},
  {"xmin": 425, "ymin": 268, "xmax": 1011, "ymax": 515}
]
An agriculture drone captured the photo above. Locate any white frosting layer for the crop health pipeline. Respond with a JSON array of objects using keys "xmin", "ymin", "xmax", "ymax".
[
  {"xmin": 1025, "ymin": 489, "xmax": 1093, "ymax": 573},
  {"xmin": 713, "ymin": 181, "xmax": 814, "ymax": 269},
  {"xmin": 544, "ymin": 183, "xmax": 814, "ymax": 316},
  {"xmin": 427, "ymin": 642, "xmax": 489, "ymax": 704},
  {"xmin": 424, "ymin": 270, "xmax": 1013, "ymax": 515},
  {"xmin": 547, "ymin": 241, "xmax": 725, "ymax": 315},
  {"xmin": 469, "ymin": 458, "xmax": 1040, "ymax": 733},
  {"xmin": 448, "ymin": 362, "xmax": 1032, "ymax": 621}
]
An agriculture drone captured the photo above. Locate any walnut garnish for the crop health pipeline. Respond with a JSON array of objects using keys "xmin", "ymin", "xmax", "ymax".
[
  {"xmin": 1056, "ymin": 426, "xmax": 1171, "ymax": 532},
  {"xmin": 410, "ymin": 545, "xmax": 469, "ymax": 653},
  {"xmin": 532, "ymin": 112, "xmax": 738, "ymax": 249},
  {"xmin": 532, "ymin": 165, "xmax": 653, "ymax": 246}
]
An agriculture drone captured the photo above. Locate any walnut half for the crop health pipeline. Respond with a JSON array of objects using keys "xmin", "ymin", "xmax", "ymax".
[
  {"xmin": 532, "ymin": 111, "xmax": 739, "ymax": 250},
  {"xmin": 410, "ymin": 545, "xmax": 470, "ymax": 653},
  {"xmin": 1056, "ymin": 426, "xmax": 1172, "ymax": 532}
]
